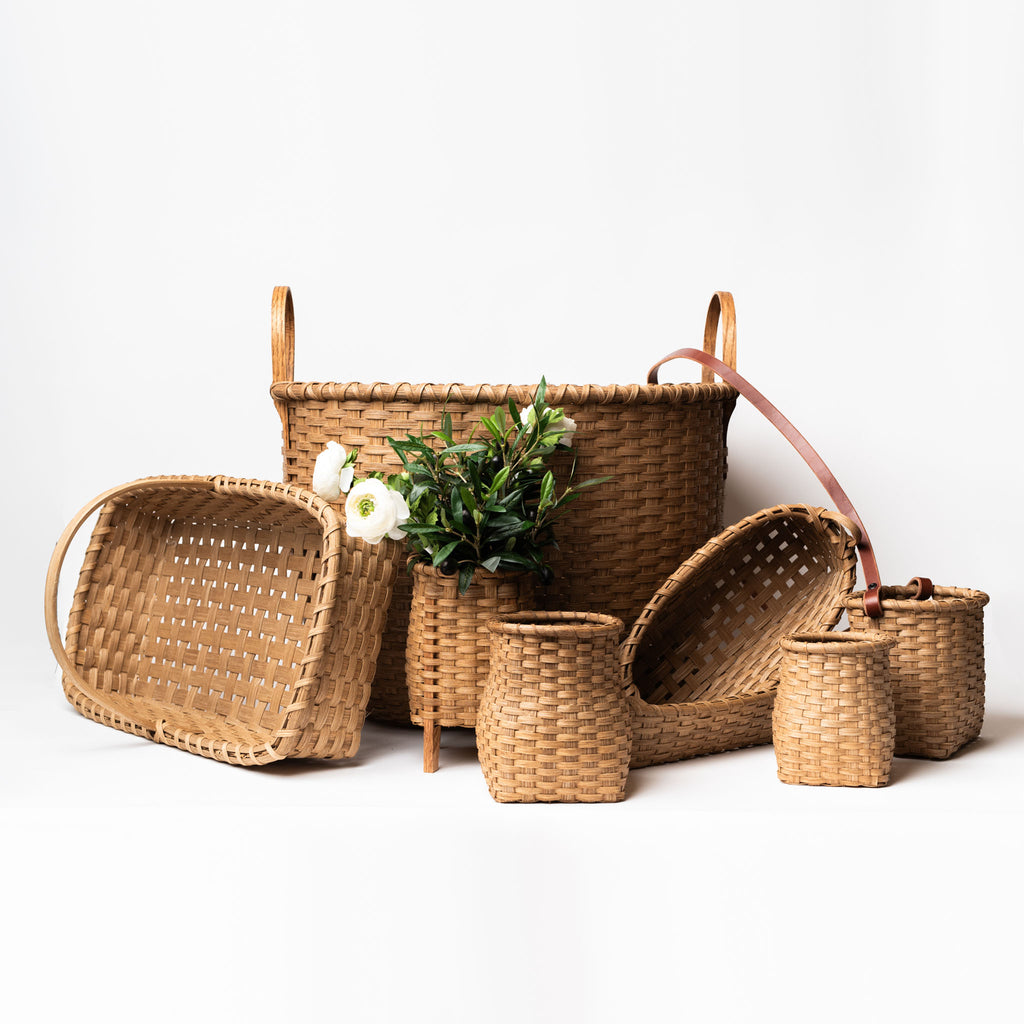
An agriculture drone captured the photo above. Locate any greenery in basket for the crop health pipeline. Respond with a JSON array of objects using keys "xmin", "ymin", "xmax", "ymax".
[{"xmin": 311, "ymin": 380, "xmax": 608, "ymax": 594}]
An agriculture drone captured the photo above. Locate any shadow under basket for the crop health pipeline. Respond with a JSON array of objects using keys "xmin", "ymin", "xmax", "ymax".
[
  {"xmin": 45, "ymin": 476, "xmax": 401, "ymax": 766},
  {"xmin": 620, "ymin": 503, "xmax": 859, "ymax": 768}
]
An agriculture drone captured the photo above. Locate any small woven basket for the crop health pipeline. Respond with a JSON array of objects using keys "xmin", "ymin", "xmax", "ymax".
[
  {"xmin": 844, "ymin": 585, "xmax": 990, "ymax": 759},
  {"xmin": 45, "ymin": 477, "xmax": 401, "ymax": 765},
  {"xmin": 406, "ymin": 564, "xmax": 535, "ymax": 729},
  {"xmin": 621, "ymin": 504, "xmax": 859, "ymax": 768},
  {"xmin": 478, "ymin": 611, "xmax": 629, "ymax": 803},
  {"xmin": 773, "ymin": 631, "xmax": 897, "ymax": 788}
]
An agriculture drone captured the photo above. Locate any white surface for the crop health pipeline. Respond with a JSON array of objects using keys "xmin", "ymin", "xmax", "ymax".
[{"xmin": 2, "ymin": 2, "xmax": 1022, "ymax": 1021}]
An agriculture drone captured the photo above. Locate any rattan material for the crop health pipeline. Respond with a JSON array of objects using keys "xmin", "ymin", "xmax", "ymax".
[
  {"xmin": 478, "ymin": 612, "xmax": 629, "ymax": 803},
  {"xmin": 773, "ymin": 631, "xmax": 897, "ymax": 787},
  {"xmin": 271, "ymin": 285, "xmax": 738, "ymax": 721},
  {"xmin": 844, "ymin": 586, "xmax": 989, "ymax": 759},
  {"xmin": 406, "ymin": 564, "xmax": 534, "ymax": 728},
  {"xmin": 621, "ymin": 504, "xmax": 859, "ymax": 768},
  {"xmin": 44, "ymin": 476, "xmax": 401, "ymax": 765}
]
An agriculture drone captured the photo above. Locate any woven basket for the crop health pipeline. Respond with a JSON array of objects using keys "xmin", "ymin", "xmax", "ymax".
[
  {"xmin": 406, "ymin": 563, "xmax": 534, "ymax": 771},
  {"xmin": 478, "ymin": 611, "xmax": 629, "ymax": 803},
  {"xmin": 270, "ymin": 286, "xmax": 739, "ymax": 721},
  {"xmin": 44, "ymin": 476, "xmax": 401, "ymax": 766},
  {"xmin": 844, "ymin": 585, "xmax": 990, "ymax": 759},
  {"xmin": 773, "ymin": 631, "xmax": 897, "ymax": 787},
  {"xmin": 621, "ymin": 504, "xmax": 859, "ymax": 768}
]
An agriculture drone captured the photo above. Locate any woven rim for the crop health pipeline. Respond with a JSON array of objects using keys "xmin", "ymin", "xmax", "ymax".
[
  {"xmin": 270, "ymin": 380, "xmax": 738, "ymax": 406},
  {"xmin": 780, "ymin": 630, "xmax": 898, "ymax": 654},
  {"xmin": 411, "ymin": 562, "xmax": 532, "ymax": 585},
  {"xmin": 843, "ymin": 585, "xmax": 989, "ymax": 612},
  {"xmin": 487, "ymin": 610, "xmax": 623, "ymax": 637}
]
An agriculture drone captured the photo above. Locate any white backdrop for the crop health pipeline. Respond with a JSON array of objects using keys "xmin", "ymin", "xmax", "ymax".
[{"xmin": 2, "ymin": 2, "xmax": 1021, "ymax": 1021}]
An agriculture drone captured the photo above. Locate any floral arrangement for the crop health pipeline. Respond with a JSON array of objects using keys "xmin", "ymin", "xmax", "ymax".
[{"xmin": 311, "ymin": 380, "xmax": 606, "ymax": 593}]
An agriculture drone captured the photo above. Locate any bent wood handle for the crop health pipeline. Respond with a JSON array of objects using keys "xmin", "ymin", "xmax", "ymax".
[
  {"xmin": 646, "ymin": 348, "xmax": 936, "ymax": 618},
  {"xmin": 44, "ymin": 479, "xmax": 215, "ymax": 727},
  {"xmin": 648, "ymin": 291, "xmax": 738, "ymax": 384},
  {"xmin": 271, "ymin": 285, "xmax": 295, "ymax": 450}
]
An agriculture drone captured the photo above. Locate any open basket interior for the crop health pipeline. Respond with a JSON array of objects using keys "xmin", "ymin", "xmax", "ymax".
[{"xmin": 624, "ymin": 504, "xmax": 859, "ymax": 707}]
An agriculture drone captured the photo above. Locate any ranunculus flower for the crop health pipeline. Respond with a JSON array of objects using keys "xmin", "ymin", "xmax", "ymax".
[
  {"xmin": 521, "ymin": 404, "xmax": 577, "ymax": 447},
  {"xmin": 312, "ymin": 441, "xmax": 355, "ymax": 501},
  {"xmin": 345, "ymin": 479, "xmax": 411, "ymax": 544}
]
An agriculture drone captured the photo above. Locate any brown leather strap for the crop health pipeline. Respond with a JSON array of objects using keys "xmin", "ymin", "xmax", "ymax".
[
  {"xmin": 908, "ymin": 576, "xmax": 934, "ymax": 600},
  {"xmin": 649, "ymin": 291, "xmax": 738, "ymax": 385},
  {"xmin": 648, "ymin": 346, "xmax": 889, "ymax": 617}
]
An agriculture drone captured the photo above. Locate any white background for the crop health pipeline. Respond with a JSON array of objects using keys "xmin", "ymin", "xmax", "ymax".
[{"xmin": 2, "ymin": 2, "xmax": 1021, "ymax": 1021}]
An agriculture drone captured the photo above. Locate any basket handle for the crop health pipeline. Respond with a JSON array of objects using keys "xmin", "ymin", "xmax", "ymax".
[
  {"xmin": 44, "ymin": 479, "xmax": 213, "ymax": 728},
  {"xmin": 271, "ymin": 285, "xmax": 295, "ymax": 448},
  {"xmin": 647, "ymin": 291, "xmax": 738, "ymax": 384},
  {"xmin": 653, "ymin": 348, "xmax": 898, "ymax": 617}
]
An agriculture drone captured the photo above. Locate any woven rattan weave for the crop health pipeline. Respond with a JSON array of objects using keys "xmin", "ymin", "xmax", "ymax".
[
  {"xmin": 844, "ymin": 586, "xmax": 989, "ymax": 759},
  {"xmin": 406, "ymin": 563, "xmax": 534, "ymax": 771},
  {"xmin": 478, "ymin": 612, "xmax": 629, "ymax": 803},
  {"xmin": 270, "ymin": 286, "xmax": 739, "ymax": 721},
  {"xmin": 621, "ymin": 504, "xmax": 859, "ymax": 768},
  {"xmin": 773, "ymin": 631, "xmax": 897, "ymax": 787},
  {"xmin": 44, "ymin": 476, "xmax": 401, "ymax": 765}
]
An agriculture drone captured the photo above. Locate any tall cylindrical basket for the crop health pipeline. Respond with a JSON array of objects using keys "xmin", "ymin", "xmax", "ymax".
[
  {"xmin": 478, "ymin": 611, "xmax": 629, "ymax": 803},
  {"xmin": 773, "ymin": 631, "xmax": 898, "ymax": 788},
  {"xmin": 406, "ymin": 563, "xmax": 535, "ymax": 772}
]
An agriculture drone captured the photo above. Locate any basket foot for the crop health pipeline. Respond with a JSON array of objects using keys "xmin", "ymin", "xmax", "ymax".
[{"xmin": 423, "ymin": 721, "xmax": 440, "ymax": 773}]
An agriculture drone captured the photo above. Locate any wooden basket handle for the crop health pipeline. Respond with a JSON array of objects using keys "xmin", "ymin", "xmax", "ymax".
[
  {"xmin": 271, "ymin": 285, "xmax": 295, "ymax": 446},
  {"xmin": 648, "ymin": 291, "xmax": 738, "ymax": 384},
  {"xmin": 44, "ymin": 479, "xmax": 215, "ymax": 727}
]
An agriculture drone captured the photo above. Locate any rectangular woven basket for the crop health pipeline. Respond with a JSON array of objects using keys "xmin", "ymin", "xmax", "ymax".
[
  {"xmin": 45, "ymin": 476, "xmax": 401, "ymax": 765},
  {"xmin": 269, "ymin": 286, "xmax": 740, "ymax": 720}
]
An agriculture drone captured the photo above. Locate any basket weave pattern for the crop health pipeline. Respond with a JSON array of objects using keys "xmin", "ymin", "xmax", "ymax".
[
  {"xmin": 406, "ymin": 564, "xmax": 535, "ymax": 727},
  {"xmin": 477, "ymin": 612, "xmax": 629, "ymax": 803},
  {"xmin": 55, "ymin": 477, "xmax": 400, "ymax": 765},
  {"xmin": 621, "ymin": 504, "xmax": 859, "ymax": 767},
  {"xmin": 844, "ymin": 586, "xmax": 989, "ymax": 759},
  {"xmin": 274, "ymin": 381, "xmax": 735, "ymax": 721},
  {"xmin": 773, "ymin": 632, "xmax": 897, "ymax": 787}
]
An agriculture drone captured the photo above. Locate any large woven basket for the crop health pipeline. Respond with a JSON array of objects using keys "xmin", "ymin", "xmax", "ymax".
[
  {"xmin": 621, "ymin": 504, "xmax": 859, "ymax": 768},
  {"xmin": 270, "ymin": 286, "xmax": 740, "ymax": 721},
  {"xmin": 44, "ymin": 476, "xmax": 401, "ymax": 765}
]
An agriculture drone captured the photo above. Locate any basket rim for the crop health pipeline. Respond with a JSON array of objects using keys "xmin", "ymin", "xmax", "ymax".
[
  {"xmin": 487, "ymin": 610, "xmax": 624, "ymax": 637},
  {"xmin": 270, "ymin": 379, "xmax": 739, "ymax": 406},
  {"xmin": 843, "ymin": 585, "xmax": 990, "ymax": 611},
  {"xmin": 780, "ymin": 630, "xmax": 898, "ymax": 653}
]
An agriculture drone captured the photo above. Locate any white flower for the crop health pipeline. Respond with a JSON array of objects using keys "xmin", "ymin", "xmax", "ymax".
[
  {"xmin": 312, "ymin": 442, "xmax": 355, "ymax": 502},
  {"xmin": 345, "ymin": 479, "xmax": 411, "ymax": 544},
  {"xmin": 521, "ymin": 404, "xmax": 577, "ymax": 447}
]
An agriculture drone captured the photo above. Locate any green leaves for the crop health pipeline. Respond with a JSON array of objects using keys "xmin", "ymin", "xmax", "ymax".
[{"xmin": 384, "ymin": 379, "xmax": 608, "ymax": 593}]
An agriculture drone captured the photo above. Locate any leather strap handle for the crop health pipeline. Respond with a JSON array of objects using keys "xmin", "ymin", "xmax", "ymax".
[
  {"xmin": 650, "ymin": 347, "xmax": 894, "ymax": 617},
  {"xmin": 648, "ymin": 291, "xmax": 738, "ymax": 384},
  {"xmin": 271, "ymin": 285, "xmax": 295, "ymax": 451}
]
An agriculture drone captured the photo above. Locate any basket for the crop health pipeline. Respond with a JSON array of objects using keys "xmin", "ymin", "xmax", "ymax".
[
  {"xmin": 844, "ymin": 585, "xmax": 990, "ymax": 759},
  {"xmin": 621, "ymin": 504, "xmax": 859, "ymax": 768},
  {"xmin": 478, "ymin": 612, "xmax": 630, "ymax": 803},
  {"xmin": 44, "ymin": 476, "xmax": 401, "ymax": 765},
  {"xmin": 406, "ymin": 563, "xmax": 535, "ymax": 772},
  {"xmin": 773, "ymin": 631, "xmax": 897, "ymax": 787},
  {"xmin": 270, "ymin": 286, "xmax": 740, "ymax": 721}
]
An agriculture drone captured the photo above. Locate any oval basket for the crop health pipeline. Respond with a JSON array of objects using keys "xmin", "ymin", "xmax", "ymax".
[
  {"xmin": 621, "ymin": 503, "xmax": 859, "ymax": 768},
  {"xmin": 270, "ymin": 286, "xmax": 740, "ymax": 722},
  {"xmin": 44, "ymin": 476, "xmax": 401, "ymax": 766}
]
